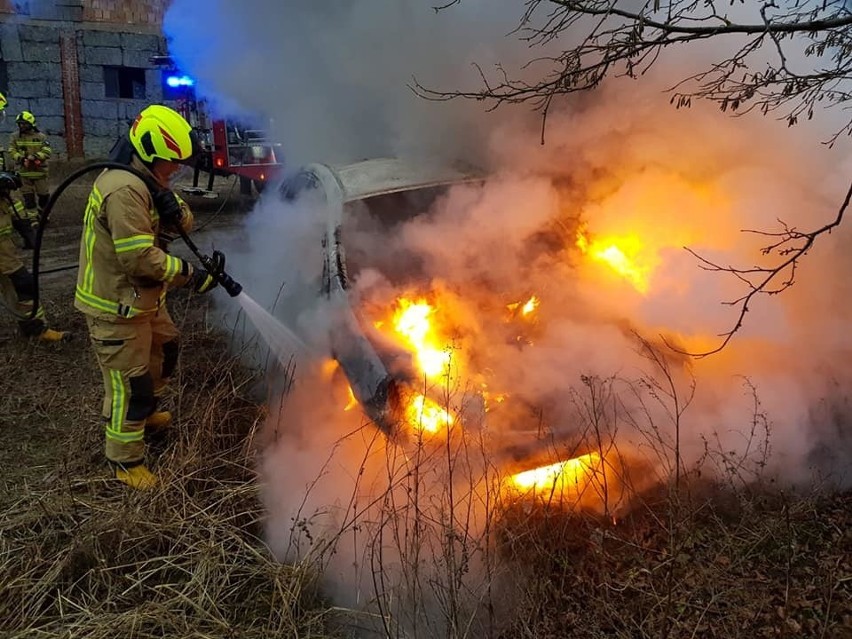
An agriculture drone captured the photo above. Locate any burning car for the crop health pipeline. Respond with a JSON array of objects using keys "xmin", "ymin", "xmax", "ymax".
[{"xmin": 275, "ymin": 158, "xmax": 655, "ymax": 509}]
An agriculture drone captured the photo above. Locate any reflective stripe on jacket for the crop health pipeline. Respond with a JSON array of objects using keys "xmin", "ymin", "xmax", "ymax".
[
  {"xmin": 0, "ymin": 197, "xmax": 26, "ymax": 274},
  {"xmin": 0, "ymin": 198, "xmax": 25, "ymax": 239},
  {"xmin": 8, "ymin": 130, "xmax": 51, "ymax": 179},
  {"xmin": 74, "ymin": 158, "xmax": 194, "ymax": 321}
]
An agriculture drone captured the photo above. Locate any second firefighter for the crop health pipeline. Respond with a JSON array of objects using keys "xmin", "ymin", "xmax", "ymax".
[{"xmin": 8, "ymin": 111, "xmax": 51, "ymax": 234}]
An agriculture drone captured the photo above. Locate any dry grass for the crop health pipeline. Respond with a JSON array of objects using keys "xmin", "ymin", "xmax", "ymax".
[
  {"xmin": 2, "ymin": 287, "xmax": 851, "ymax": 639},
  {"xmin": 495, "ymin": 480, "xmax": 852, "ymax": 639},
  {"xmin": 0, "ymin": 291, "xmax": 334, "ymax": 638}
]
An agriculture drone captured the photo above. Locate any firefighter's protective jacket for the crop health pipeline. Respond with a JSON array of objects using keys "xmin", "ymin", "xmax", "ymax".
[
  {"xmin": 8, "ymin": 129, "xmax": 51, "ymax": 179},
  {"xmin": 75, "ymin": 158, "xmax": 194, "ymax": 321},
  {"xmin": 0, "ymin": 196, "xmax": 26, "ymax": 274}
]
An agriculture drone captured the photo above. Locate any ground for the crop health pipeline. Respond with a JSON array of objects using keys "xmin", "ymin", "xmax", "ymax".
[{"xmin": 0, "ymin": 164, "xmax": 850, "ymax": 638}]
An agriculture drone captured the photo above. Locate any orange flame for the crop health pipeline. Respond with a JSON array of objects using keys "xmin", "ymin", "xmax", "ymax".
[
  {"xmin": 344, "ymin": 385, "xmax": 359, "ymax": 412},
  {"xmin": 576, "ymin": 228, "xmax": 650, "ymax": 293},
  {"xmin": 509, "ymin": 452, "xmax": 602, "ymax": 496},
  {"xmin": 320, "ymin": 358, "xmax": 339, "ymax": 380},
  {"xmin": 522, "ymin": 296, "xmax": 539, "ymax": 316},
  {"xmin": 507, "ymin": 295, "xmax": 540, "ymax": 318},
  {"xmin": 390, "ymin": 298, "xmax": 451, "ymax": 378},
  {"xmin": 406, "ymin": 394, "xmax": 454, "ymax": 434}
]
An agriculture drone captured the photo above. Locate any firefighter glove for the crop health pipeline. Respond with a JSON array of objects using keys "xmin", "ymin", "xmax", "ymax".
[
  {"xmin": 188, "ymin": 266, "xmax": 218, "ymax": 294},
  {"xmin": 152, "ymin": 190, "xmax": 183, "ymax": 226}
]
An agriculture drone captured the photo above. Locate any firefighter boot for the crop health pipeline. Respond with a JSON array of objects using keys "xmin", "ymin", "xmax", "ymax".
[
  {"xmin": 145, "ymin": 410, "xmax": 173, "ymax": 432},
  {"xmin": 37, "ymin": 328, "xmax": 71, "ymax": 342},
  {"xmin": 115, "ymin": 464, "xmax": 157, "ymax": 490}
]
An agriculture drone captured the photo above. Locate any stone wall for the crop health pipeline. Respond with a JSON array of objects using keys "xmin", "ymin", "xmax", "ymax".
[
  {"xmin": 0, "ymin": 22, "xmax": 68, "ymax": 155},
  {"xmin": 0, "ymin": 18, "xmax": 167, "ymax": 157},
  {"xmin": 77, "ymin": 29, "xmax": 164, "ymax": 156}
]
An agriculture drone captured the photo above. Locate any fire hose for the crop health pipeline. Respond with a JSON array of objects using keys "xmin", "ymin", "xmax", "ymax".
[{"xmin": 23, "ymin": 161, "xmax": 243, "ymax": 321}]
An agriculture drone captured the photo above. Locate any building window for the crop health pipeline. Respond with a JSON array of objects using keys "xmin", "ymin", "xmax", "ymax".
[
  {"xmin": 103, "ymin": 66, "xmax": 147, "ymax": 99},
  {"xmin": 0, "ymin": 61, "xmax": 7, "ymax": 96}
]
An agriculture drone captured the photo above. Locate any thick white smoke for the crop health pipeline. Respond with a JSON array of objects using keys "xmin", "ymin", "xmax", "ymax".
[
  {"xmin": 165, "ymin": 0, "xmax": 547, "ymax": 168},
  {"xmin": 164, "ymin": 0, "xmax": 852, "ymax": 633}
]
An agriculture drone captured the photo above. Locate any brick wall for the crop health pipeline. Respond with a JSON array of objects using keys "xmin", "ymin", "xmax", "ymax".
[
  {"xmin": 83, "ymin": 0, "xmax": 168, "ymax": 25},
  {"xmin": 0, "ymin": 1, "xmax": 170, "ymax": 24}
]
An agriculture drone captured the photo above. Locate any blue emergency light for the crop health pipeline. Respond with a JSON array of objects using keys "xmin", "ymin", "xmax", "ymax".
[{"xmin": 166, "ymin": 75, "xmax": 195, "ymax": 88}]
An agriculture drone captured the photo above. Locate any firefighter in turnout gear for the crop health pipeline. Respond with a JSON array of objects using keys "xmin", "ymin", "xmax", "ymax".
[
  {"xmin": 0, "ymin": 171, "xmax": 69, "ymax": 341},
  {"xmin": 76, "ymin": 104, "xmax": 218, "ymax": 490},
  {"xmin": 8, "ymin": 111, "xmax": 52, "ymax": 239}
]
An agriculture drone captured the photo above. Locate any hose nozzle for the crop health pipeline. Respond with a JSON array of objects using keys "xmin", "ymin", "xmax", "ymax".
[
  {"xmin": 218, "ymin": 271, "xmax": 243, "ymax": 297},
  {"xmin": 201, "ymin": 250, "xmax": 243, "ymax": 298}
]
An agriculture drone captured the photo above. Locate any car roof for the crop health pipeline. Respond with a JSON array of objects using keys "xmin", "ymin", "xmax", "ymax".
[{"xmin": 332, "ymin": 157, "xmax": 484, "ymax": 202}]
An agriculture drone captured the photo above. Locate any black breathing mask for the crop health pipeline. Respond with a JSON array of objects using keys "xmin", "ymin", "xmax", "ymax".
[
  {"xmin": 0, "ymin": 171, "xmax": 23, "ymax": 193},
  {"xmin": 107, "ymin": 134, "xmax": 136, "ymax": 166}
]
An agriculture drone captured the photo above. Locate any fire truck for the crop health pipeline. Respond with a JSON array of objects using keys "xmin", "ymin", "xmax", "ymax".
[{"xmin": 152, "ymin": 56, "xmax": 284, "ymax": 198}]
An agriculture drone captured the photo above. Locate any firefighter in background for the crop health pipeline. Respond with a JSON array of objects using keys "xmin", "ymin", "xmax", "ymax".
[
  {"xmin": 8, "ymin": 111, "xmax": 51, "ymax": 237},
  {"xmin": 0, "ymin": 171, "xmax": 68, "ymax": 341},
  {"xmin": 76, "ymin": 104, "xmax": 218, "ymax": 490}
]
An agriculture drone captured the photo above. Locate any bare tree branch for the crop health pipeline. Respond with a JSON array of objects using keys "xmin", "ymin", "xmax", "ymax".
[
  {"xmin": 663, "ymin": 178, "xmax": 852, "ymax": 357},
  {"xmin": 413, "ymin": 1, "xmax": 852, "ymax": 139}
]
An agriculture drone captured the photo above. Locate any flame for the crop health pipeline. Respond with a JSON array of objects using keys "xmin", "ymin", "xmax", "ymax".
[
  {"xmin": 483, "ymin": 392, "xmax": 507, "ymax": 411},
  {"xmin": 576, "ymin": 228, "xmax": 650, "ymax": 293},
  {"xmin": 344, "ymin": 385, "xmax": 358, "ymax": 412},
  {"xmin": 391, "ymin": 298, "xmax": 451, "ymax": 378},
  {"xmin": 320, "ymin": 358, "xmax": 339, "ymax": 380},
  {"xmin": 480, "ymin": 382, "xmax": 508, "ymax": 412},
  {"xmin": 507, "ymin": 295, "xmax": 540, "ymax": 318},
  {"xmin": 406, "ymin": 394, "xmax": 454, "ymax": 434},
  {"xmin": 522, "ymin": 296, "xmax": 539, "ymax": 316},
  {"xmin": 509, "ymin": 452, "xmax": 602, "ymax": 495}
]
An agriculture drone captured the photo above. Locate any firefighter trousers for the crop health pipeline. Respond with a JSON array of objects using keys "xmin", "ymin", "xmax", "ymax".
[
  {"xmin": 86, "ymin": 307, "xmax": 180, "ymax": 465},
  {"xmin": 20, "ymin": 177, "xmax": 49, "ymax": 223},
  {"xmin": 0, "ymin": 238, "xmax": 47, "ymax": 336}
]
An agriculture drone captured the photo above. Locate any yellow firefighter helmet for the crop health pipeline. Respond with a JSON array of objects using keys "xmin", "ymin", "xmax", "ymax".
[
  {"xmin": 129, "ymin": 104, "xmax": 195, "ymax": 163},
  {"xmin": 16, "ymin": 111, "xmax": 36, "ymax": 126}
]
